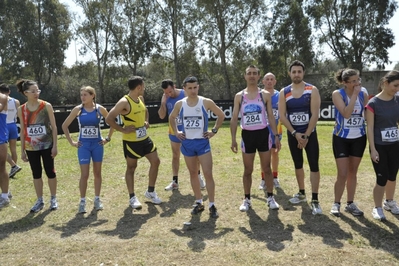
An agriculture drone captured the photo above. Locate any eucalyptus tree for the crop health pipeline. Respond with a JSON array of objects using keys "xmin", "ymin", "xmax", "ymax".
[
  {"xmin": 308, "ymin": 0, "xmax": 397, "ymax": 72},
  {"xmin": 264, "ymin": 0, "xmax": 314, "ymax": 80},
  {"xmin": 73, "ymin": 0, "xmax": 116, "ymax": 103},
  {"xmin": 111, "ymin": 0, "xmax": 158, "ymax": 76},
  {"xmin": 187, "ymin": 0, "xmax": 265, "ymax": 99},
  {"xmin": 0, "ymin": 0, "xmax": 71, "ymax": 84}
]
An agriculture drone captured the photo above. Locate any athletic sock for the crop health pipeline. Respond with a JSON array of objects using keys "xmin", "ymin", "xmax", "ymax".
[{"xmin": 148, "ymin": 186, "xmax": 155, "ymax": 193}]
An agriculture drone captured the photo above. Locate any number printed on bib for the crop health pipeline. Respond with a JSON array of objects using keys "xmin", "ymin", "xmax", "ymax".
[
  {"xmin": 27, "ymin": 124, "xmax": 46, "ymax": 137},
  {"xmin": 381, "ymin": 127, "xmax": 399, "ymax": 142},
  {"xmin": 184, "ymin": 116, "xmax": 203, "ymax": 130},
  {"xmin": 243, "ymin": 113, "xmax": 264, "ymax": 127},
  {"xmin": 81, "ymin": 126, "xmax": 98, "ymax": 138},
  {"xmin": 136, "ymin": 126, "xmax": 147, "ymax": 139},
  {"xmin": 289, "ymin": 112, "xmax": 309, "ymax": 126},
  {"xmin": 272, "ymin": 108, "xmax": 279, "ymax": 120},
  {"xmin": 344, "ymin": 115, "xmax": 364, "ymax": 128}
]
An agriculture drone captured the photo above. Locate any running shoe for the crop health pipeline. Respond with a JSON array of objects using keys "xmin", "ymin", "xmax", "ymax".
[
  {"xmin": 273, "ymin": 178, "xmax": 281, "ymax": 188},
  {"xmin": 372, "ymin": 207, "xmax": 386, "ymax": 221},
  {"xmin": 330, "ymin": 203, "xmax": 341, "ymax": 217},
  {"xmin": 289, "ymin": 193, "xmax": 307, "ymax": 204},
  {"xmin": 164, "ymin": 180, "xmax": 179, "ymax": 191},
  {"xmin": 345, "ymin": 202, "xmax": 364, "ymax": 216},
  {"xmin": 258, "ymin": 180, "xmax": 266, "ymax": 190},
  {"xmin": 94, "ymin": 198, "xmax": 104, "ymax": 211},
  {"xmin": 239, "ymin": 198, "xmax": 251, "ymax": 212},
  {"xmin": 129, "ymin": 196, "xmax": 142, "ymax": 209},
  {"xmin": 267, "ymin": 196, "xmax": 280, "ymax": 210},
  {"xmin": 199, "ymin": 174, "xmax": 206, "ymax": 190},
  {"xmin": 191, "ymin": 202, "xmax": 205, "ymax": 215},
  {"xmin": 0, "ymin": 197, "xmax": 10, "ymax": 209},
  {"xmin": 311, "ymin": 200, "xmax": 322, "ymax": 215},
  {"xmin": 8, "ymin": 191, "xmax": 12, "ymax": 200},
  {"xmin": 144, "ymin": 191, "xmax": 162, "ymax": 204},
  {"xmin": 383, "ymin": 200, "xmax": 399, "ymax": 214},
  {"xmin": 50, "ymin": 196, "xmax": 58, "ymax": 210},
  {"xmin": 31, "ymin": 199, "xmax": 44, "ymax": 213},
  {"xmin": 9, "ymin": 165, "xmax": 22, "ymax": 178},
  {"xmin": 209, "ymin": 205, "xmax": 219, "ymax": 218},
  {"xmin": 78, "ymin": 200, "xmax": 87, "ymax": 213}
]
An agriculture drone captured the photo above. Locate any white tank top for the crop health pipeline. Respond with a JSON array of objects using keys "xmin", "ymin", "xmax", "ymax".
[
  {"xmin": 180, "ymin": 97, "xmax": 208, "ymax": 139},
  {"xmin": 6, "ymin": 97, "xmax": 17, "ymax": 124}
]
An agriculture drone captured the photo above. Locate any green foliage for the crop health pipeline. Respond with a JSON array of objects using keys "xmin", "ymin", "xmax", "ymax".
[{"xmin": 307, "ymin": 0, "xmax": 397, "ymax": 71}]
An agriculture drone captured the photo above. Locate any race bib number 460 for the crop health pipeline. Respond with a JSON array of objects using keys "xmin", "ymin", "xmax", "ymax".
[
  {"xmin": 381, "ymin": 127, "xmax": 399, "ymax": 142},
  {"xmin": 27, "ymin": 124, "xmax": 46, "ymax": 137}
]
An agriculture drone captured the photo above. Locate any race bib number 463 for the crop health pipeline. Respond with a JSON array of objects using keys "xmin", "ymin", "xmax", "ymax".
[{"xmin": 81, "ymin": 126, "xmax": 98, "ymax": 138}]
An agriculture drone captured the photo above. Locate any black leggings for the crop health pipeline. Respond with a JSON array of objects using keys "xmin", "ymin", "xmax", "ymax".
[
  {"xmin": 372, "ymin": 143, "xmax": 399, "ymax": 186},
  {"xmin": 26, "ymin": 148, "xmax": 56, "ymax": 179},
  {"xmin": 287, "ymin": 131, "xmax": 319, "ymax": 172}
]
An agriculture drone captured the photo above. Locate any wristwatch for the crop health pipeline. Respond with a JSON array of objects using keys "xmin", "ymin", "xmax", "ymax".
[
  {"xmin": 211, "ymin": 128, "xmax": 218, "ymax": 134},
  {"xmin": 291, "ymin": 130, "xmax": 297, "ymax": 137},
  {"xmin": 105, "ymin": 137, "xmax": 111, "ymax": 142}
]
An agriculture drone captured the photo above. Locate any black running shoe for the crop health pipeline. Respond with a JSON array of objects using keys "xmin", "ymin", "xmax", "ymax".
[
  {"xmin": 209, "ymin": 205, "xmax": 219, "ymax": 218},
  {"xmin": 191, "ymin": 202, "xmax": 204, "ymax": 215}
]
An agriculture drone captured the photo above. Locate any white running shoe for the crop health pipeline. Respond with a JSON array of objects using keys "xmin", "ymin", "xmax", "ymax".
[
  {"xmin": 372, "ymin": 207, "xmax": 386, "ymax": 221},
  {"xmin": 94, "ymin": 198, "xmax": 104, "ymax": 211},
  {"xmin": 289, "ymin": 193, "xmax": 307, "ymax": 204},
  {"xmin": 144, "ymin": 191, "xmax": 162, "ymax": 204},
  {"xmin": 9, "ymin": 165, "xmax": 22, "ymax": 178},
  {"xmin": 165, "ymin": 180, "xmax": 179, "ymax": 191},
  {"xmin": 50, "ymin": 197, "xmax": 58, "ymax": 210},
  {"xmin": 31, "ymin": 199, "xmax": 44, "ymax": 213},
  {"xmin": 273, "ymin": 178, "xmax": 281, "ymax": 188},
  {"xmin": 129, "ymin": 196, "xmax": 142, "ymax": 209},
  {"xmin": 267, "ymin": 196, "xmax": 279, "ymax": 210},
  {"xmin": 345, "ymin": 202, "xmax": 364, "ymax": 216},
  {"xmin": 330, "ymin": 203, "xmax": 341, "ymax": 217},
  {"xmin": 311, "ymin": 200, "xmax": 322, "ymax": 215},
  {"xmin": 383, "ymin": 200, "xmax": 399, "ymax": 214},
  {"xmin": 199, "ymin": 174, "xmax": 206, "ymax": 190},
  {"xmin": 258, "ymin": 180, "xmax": 266, "ymax": 190},
  {"xmin": 0, "ymin": 197, "xmax": 10, "ymax": 209},
  {"xmin": 239, "ymin": 198, "xmax": 251, "ymax": 212},
  {"xmin": 78, "ymin": 200, "xmax": 86, "ymax": 213}
]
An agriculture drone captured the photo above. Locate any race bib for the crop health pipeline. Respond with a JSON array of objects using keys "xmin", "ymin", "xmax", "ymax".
[
  {"xmin": 344, "ymin": 115, "xmax": 364, "ymax": 128},
  {"xmin": 81, "ymin": 126, "xmax": 98, "ymax": 138},
  {"xmin": 136, "ymin": 126, "xmax": 147, "ymax": 139},
  {"xmin": 289, "ymin": 112, "xmax": 309, "ymax": 126},
  {"xmin": 381, "ymin": 127, "xmax": 399, "ymax": 142},
  {"xmin": 272, "ymin": 108, "xmax": 279, "ymax": 120},
  {"xmin": 243, "ymin": 112, "xmax": 264, "ymax": 127},
  {"xmin": 184, "ymin": 116, "xmax": 203, "ymax": 130},
  {"xmin": 27, "ymin": 124, "xmax": 46, "ymax": 137},
  {"xmin": 176, "ymin": 117, "xmax": 182, "ymax": 126}
]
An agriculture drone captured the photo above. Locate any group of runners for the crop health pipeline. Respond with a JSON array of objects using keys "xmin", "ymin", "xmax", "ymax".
[{"xmin": 0, "ymin": 60, "xmax": 399, "ymax": 221}]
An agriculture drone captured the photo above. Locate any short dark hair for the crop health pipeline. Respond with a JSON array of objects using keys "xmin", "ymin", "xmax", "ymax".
[
  {"xmin": 246, "ymin": 65, "xmax": 260, "ymax": 75},
  {"xmin": 288, "ymin": 60, "xmax": 305, "ymax": 72},
  {"xmin": 127, "ymin": 76, "xmax": 144, "ymax": 90},
  {"xmin": 161, "ymin": 79, "xmax": 174, "ymax": 89},
  {"xmin": 0, "ymin": 83, "xmax": 10, "ymax": 93},
  {"xmin": 183, "ymin": 76, "xmax": 198, "ymax": 86}
]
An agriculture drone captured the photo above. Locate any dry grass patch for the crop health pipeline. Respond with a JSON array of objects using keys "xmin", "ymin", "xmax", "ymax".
[{"xmin": 1, "ymin": 122, "xmax": 399, "ymax": 265}]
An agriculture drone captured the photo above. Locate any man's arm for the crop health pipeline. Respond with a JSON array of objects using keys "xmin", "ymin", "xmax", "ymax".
[
  {"xmin": 230, "ymin": 93, "xmax": 241, "ymax": 153},
  {"xmin": 105, "ymin": 98, "xmax": 133, "ymax": 134},
  {"xmin": 158, "ymin": 94, "xmax": 167, "ymax": 119}
]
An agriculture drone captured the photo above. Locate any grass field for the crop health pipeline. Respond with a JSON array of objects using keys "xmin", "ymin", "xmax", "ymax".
[{"xmin": 1, "ymin": 121, "xmax": 399, "ymax": 265}]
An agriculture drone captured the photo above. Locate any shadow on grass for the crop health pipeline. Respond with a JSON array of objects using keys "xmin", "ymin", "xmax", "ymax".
[
  {"xmin": 297, "ymin": 203, "xmax": 351, "ymax": 248},
  {"xmin": 51, "ymin": 209, "xmax": 108, "ymax": 238},
  {"xmin": 159, "ymin": 189, "xmax": 196, "ymax": 218},
  {"xmin": 0, "ymin": 209, "xmax": 52, "ymax": 240},
  {"xmin": 97, "ymin": 203, "xmax": 159, "ymax": 239},
  {"xmin": 170, "ymin": 212, "xmax": 234, "ymax": 252},
  {"xmin": 238, "ymin": 195, "xmax": 294, "ymax": 252},
  {"xmin": 340, "ymin": 213, "xmax": 399, "ymax": 259}
]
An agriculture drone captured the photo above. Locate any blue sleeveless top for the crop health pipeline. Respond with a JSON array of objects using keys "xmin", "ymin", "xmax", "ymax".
[
  {"xmin": 333, "ymin": 89, "xmax": 366, "ymax": 139},
  {"xmin": 283, "ymin": 83, "xmax": 315, "ymax": 133},
  {"xmin": 77, "ymin": 104, "xmax": 102, "ymax": 142}
]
